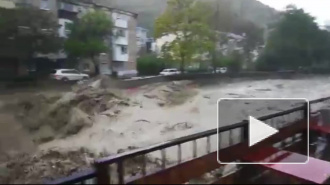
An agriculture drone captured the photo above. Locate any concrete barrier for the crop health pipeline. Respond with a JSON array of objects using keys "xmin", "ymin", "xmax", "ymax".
[
  {"xmin": 114, "ymin": 71, "xmax": 298, "ymax": 89},
  {"xmin": 0, "ymin": 71, "xmax": 301, "ymax": 91}
]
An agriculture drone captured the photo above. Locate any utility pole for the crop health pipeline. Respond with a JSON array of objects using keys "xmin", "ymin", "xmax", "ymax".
[{"xmin": 211, "ymin": 0, "xmax": 220, "ymax": 72}]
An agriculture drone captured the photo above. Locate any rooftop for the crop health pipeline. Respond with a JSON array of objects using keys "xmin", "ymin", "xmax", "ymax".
[{"xmin": 59, "ymin": 0, "xmax": 138, "ymax": 17}]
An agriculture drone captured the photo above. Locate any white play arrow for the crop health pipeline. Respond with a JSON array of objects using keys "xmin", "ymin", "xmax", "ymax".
[{"xmin": 249, "ymin": 116, "xmax": 279, "ymax": 147}]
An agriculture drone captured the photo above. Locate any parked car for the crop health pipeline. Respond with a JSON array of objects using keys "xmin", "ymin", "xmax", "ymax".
[
  {"xmin": 50, "ymin": 69, "xmax": 89, "ymax": 81},
  {"xmin": 159, "ymin": 68, "xmax": 181, "ymax": 76},
  {"xmin": 216, "ymin": 67, "xmax": 228, "ymax": 74}
]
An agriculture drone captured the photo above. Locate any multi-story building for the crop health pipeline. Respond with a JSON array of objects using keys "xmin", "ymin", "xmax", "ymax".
[
  {"xmin": 110, "ymin": 8, "xmax": 138, "ymax": 76},
  {"xmin": 8, "ymin": 0, "xmax": 138, "ymax": 77},
  {"xmin": 136, "ymin": 27, "xmax": 148, "ymax": 52}
]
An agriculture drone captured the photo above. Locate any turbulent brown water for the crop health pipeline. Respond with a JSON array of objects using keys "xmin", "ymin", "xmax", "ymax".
[{"xmin": 40, "ymin": 76, "xmax": 330, "ymax": 161}]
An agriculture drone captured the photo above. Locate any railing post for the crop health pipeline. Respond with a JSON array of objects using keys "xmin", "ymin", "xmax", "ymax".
[
  {"xmin": 242, "ymin": 120, "xmax": 249, "ymax": 142},
  {"xmin": 95, "ymin": 161, "xmax": 111, "ymax": 184},
  {"xmin": 302, "ymin": 102, "xmax": 309, "ymax": 155}
]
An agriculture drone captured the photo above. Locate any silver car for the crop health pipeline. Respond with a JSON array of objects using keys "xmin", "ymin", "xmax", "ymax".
[{"xmin": 50, "ymin": 69, "xmax": 89, "ymax": 81}]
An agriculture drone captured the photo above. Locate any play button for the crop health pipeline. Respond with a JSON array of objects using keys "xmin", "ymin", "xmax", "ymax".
[
  {"xmin": 249, "ymin": 116, "xmax": 278, "ymax": 147},
  {"xmin": 217, "ymin": 98, "xmax": 309, "ymax": 164}
]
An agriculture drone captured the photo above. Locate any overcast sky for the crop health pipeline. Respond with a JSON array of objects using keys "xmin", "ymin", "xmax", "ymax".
[{"xmin": 258, "ymin": 0, "xmax": 330, "ymax": 26}]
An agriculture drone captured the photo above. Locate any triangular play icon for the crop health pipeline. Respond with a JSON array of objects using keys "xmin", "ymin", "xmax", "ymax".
[{"xmin": 249, "ymin": 116, "xmax": 279, "ymax": 147}]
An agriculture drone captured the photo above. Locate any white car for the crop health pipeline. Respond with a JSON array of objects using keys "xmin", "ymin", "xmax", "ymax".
[
  {"xmin": 216, "ymin": 67, "xmax": 228, "ymax": 74},
  {"xmin": 50, "ymin": 69, "xmax": 89, "ymax": 81},
  {"xmin": 160, "ymin": 68, "xmax": 181, "ymax": 76}
]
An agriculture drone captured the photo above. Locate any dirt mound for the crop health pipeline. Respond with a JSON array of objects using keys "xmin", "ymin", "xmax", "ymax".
[
  {"xmin": 143, "ymin": 81, "xmax": 198, "ymax": 106},
  {"xmin": 0, "ymin": 149, "xmax": 94, "ymax": 184}
]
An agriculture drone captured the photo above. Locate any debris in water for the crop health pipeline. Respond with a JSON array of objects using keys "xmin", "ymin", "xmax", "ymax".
[
  {"xmin": 158, "ymin": 102, "xmax": 165, "ymax": 107},
  {"xmin": 256, "ymin": 88, "xmax": 272, "ymax": 92},
  {"xmin": 135, "ymin": 119, "xmax": 150, "ymax": 123},
  {"xmin": 275, "ymin": 84, "xmax": 284, "ymax": 89},
  {"xmin": 0, "ymin": 149, "xmax": 94, "ymax": 184},
  {"xmin": 227, "ymin": 93, "xmax": 240, "ymax": 96},
  {"xmin": 144, "ymin": 94, "xmax": 158, "ymax": 99},
  {"xmin": 143, "ymin": 81, "xmax": 197, "ymax": 106},
  {"xmin": 1, "ymin": 80, "xmax": 129, "ymax": 144},
  {"xmin": 161, "ymin": 122, "xmax": 193, "ymax": 133}
]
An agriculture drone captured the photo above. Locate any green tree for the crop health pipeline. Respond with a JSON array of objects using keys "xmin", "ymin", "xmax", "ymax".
[
  {"xmin": 0, "ymin": 7, "xmax": 62, "ymax": 63},
  {"xmin": 221, "ymin": 51, "xmax": 243, "ymax": 72},
  {"xmin": 137, "ymin": 54, "xmax": 165, "ymax": 75},
  {"xmin": 64, "ymin": 10, "xmax": 113, "ymax": 74},
  {"xmin": 154, "ymin": 0, "xmax": 214, "ymax": 73},
  {"xmin": 205, "ymin": 0, "xmax": 264, "ymax": 71},
  {"xmin": 233, "ymin": 20, "xmax": 264, "ymax": 69},
  {"xmin": 257, "ymin": 5, "xmax": 328, "ymax": 71}
]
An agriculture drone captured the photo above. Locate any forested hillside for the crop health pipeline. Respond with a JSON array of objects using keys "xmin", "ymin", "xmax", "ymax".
[{"xmin": 97, "ymin": 0, "xmax": 279, "ymax": 34}]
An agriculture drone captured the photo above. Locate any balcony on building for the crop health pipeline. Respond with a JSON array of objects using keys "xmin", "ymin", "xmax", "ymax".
[
  {"xmin": 58, "ymin": 1, "xmax": 79, "ymax": 20},
  {"xmin": 58, "ymin": 18, "xmax": 72, "ymax": 38},
  {"xmin": 114, "ymin": 18, "xmax": 127, "ymax": 28}
]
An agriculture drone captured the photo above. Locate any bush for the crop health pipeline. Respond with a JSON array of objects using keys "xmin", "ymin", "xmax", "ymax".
[
  {"xmin": 221, "ymin": 52, "xmax": 243, "ymax": 72},
  {"xmin": 255, "ymin": 53, "xmax": 279, "ymax": 71},
  {"xmin": 137, "ymin": 54, "xmax": 165, "ymax": 76}
]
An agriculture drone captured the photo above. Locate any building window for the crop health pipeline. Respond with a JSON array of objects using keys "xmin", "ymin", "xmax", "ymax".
[
  {"xmin": 117, "ymin": 29, "xmax": 125, "ymax": 37},
  {"xmin": 64, "ymin": 22, "xmax": 72, "ymax": 35},
  {"xmin": 40, "ymin": 0, "xmax": 50, "ymax": 10},
  {"xmin": 120, "ymin": 45, "xmax": 128, "ymax": 54}
]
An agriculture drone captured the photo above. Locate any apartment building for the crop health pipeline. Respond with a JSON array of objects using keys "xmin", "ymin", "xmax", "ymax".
[
  {"xmin": 7, "ymin": 0, "xmax": 138, "ymax": 77},
  {"xmin": 110, "ymin": 8, "xmax": 138, "ymax": 76},
  {"xmin": 136, "ymin": 27, "xmax": 148, "ymax": 51}
]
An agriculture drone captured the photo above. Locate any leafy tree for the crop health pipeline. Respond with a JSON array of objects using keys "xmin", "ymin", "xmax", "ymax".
[
  {"xmin": 137, "ymin": 54, "xmax": 165, "ymax": 75},
  {"xmin": 154, "ymin": 0, "xmax": 214, "ymax": 73},
  {"xmin": 257, "ymin": 5, "xmax": 329, "ymax": 71},
  {"xmin": 232, "ymin": 20, "xmax": 264, "ymax": 68},
  {"xmin": 205, "ymin": 0, "xmax": 264, "ymax": 71},
  {"xmin": 221, "ymin": 51, "xmax": 243, "ymax": 72},
  {"xmin": 65, "ymin": 10, "xmax": 113, "ymax": 73},
  {"xmin": 0, "ymin": 7, "xmax": 62, "ymax": 62}
]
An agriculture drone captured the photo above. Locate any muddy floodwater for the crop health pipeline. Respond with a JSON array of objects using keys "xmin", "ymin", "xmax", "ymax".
[
  {"xmin": 2, "ymin": 75, "xmax": 330, "ymax": 183},
  {"xmin": 40, "ymin": 76, "xmax": 330, "ymax": 161}
]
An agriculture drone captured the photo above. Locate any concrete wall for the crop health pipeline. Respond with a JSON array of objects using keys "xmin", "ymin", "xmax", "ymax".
[{"xmin": 114, "ymin": 71, "xmax": 299, "ymax": 89}]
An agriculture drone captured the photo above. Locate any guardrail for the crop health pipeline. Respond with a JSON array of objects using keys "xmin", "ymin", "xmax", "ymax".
[
  {"xmin": 49, "ymin": 97, "xmax": 330, "ymax": 184},
  {"xmin": 47, "ymin": 169, "xmax": 96, "ymax": 184}
]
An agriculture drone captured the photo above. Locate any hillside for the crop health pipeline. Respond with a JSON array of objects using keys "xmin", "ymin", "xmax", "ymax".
[{"xmin": 97, "ymin": 0, "xmax": 279, "ymax": 34}]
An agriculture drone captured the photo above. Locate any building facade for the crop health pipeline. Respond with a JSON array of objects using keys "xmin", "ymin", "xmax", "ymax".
[
  {"xmin": 7, "ymin": 0, "xmax": 138, "ymax": 76},
  {"xmin": 136, "ymin": 27, "xmax": 148, "ymax": 52}
]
